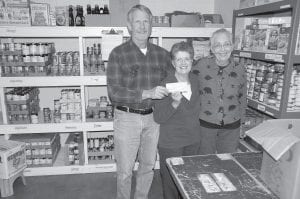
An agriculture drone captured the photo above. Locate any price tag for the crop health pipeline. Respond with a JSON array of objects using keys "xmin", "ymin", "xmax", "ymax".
[
  {"xmin": 239, "ymin": 52, "xmax": 251, "ymax": 58},
  {"xmin": 257, "ymin": 104, "xmax": 266, "ymax": 112},
  {"xmin": 237, "ymin": 13, "xmax": 244, "ymax": 17},
  {"xmin": 265, "ymin": 111, "xmax": 275, "ymax": 116},
  {"xmin": 280, "ymin": 4, "xmax": 291, "ymax": 9},
  {"xmin": 94, "ymin": 124, "xmax": 102, "ymax": 128},
  {"xmin": 10, "ymin": 79, "xmax": 23, "ymax": 83},
  {"xmin": 265, "ymin": 54, "xmax": 284, "ymax": 62},
  {"xmin": 274, "ymin": 54, "xmax": 284, "ymax": 62},
  {"xmin": 71, "ymin": 167, "xmax": 80, "ymax": 172},
  {"xmin": 6, "ymin": 28, "xmax": 16, "ymax": 33},
  {"xmin": 65, "ymin": 126, "xmax": 77, "ymax": 130},
  {"xmin": 265, "ymin": 53, "xmax": 275, "ymax": 60},
  {"xmin": 15, "ymin": 126, "xmax": 27, "ymax": 130}
]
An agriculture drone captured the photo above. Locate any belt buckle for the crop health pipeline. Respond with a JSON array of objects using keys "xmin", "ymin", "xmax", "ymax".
[{"xmin": 124, "ymin": 106, "xmax": 130, "ymax": 112}]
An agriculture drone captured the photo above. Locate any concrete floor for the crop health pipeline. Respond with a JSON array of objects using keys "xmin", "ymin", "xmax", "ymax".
[{"xmin": 4, "ymin": 171, "xmax": 163, "ymax": 199}]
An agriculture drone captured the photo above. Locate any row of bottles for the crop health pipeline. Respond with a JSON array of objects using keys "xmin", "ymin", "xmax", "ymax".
[
  {"xmin": 83, "ymin": 43, "xmax": 105, "ymax": 74},
  {"xmin": 86, "ymin": 4, "xmax": 109, "ymax": 15},
  {"xmin": 69, "ymin": 5, "xmax": 85, "ymax": 26}
]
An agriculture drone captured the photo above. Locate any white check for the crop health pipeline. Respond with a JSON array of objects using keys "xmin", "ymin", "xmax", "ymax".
[{"xmin": 166, "ymin": 82, "xmax": 189, "ymax": 93}]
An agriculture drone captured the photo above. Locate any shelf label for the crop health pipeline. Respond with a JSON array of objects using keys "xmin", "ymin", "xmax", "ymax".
[
  {"xmin": 257, "ymin": 104, "xmax": 266, "ymax": 112},
  {"xmin": 93, "ymin": 124, "xmax": 102, "ymax": 128},
  {"xmin": 95, "ymin": 165, "xmax": 114, "ymax": 169},
  {"xmin": 265, "ymin": 54, "xmax": 283, "ymax": 62},
  {"xmin": 9, "ymin": 79, "xmax": 23, "ymax": 83},
  {"xmin": 237, "ymin": 13, "xmax": 244, "ymax": 17},
  {"xmin": 239, "ymin": 52, "xmax": 251, "ymax": 58},
  {"xmin": 280, "ymin": 4, "xmax": 291, "ymax": 9},
  {"xmin": 6, "ymin": 28, "xmax": 16, "ymax": 33},
  {"xmin": 15, "ymin": 126, "xmax": 27, "ymax": 130},
  {"xmin": 265, "ymin": 110, "xmax": 275, "ymax": 116},
  {"xmin": 71, "ymin": 167, "xmax": 80, "ymax": 172},
  {"xmin": 65, "ymin": 126, "xmax": 77, "ymax": 130}
]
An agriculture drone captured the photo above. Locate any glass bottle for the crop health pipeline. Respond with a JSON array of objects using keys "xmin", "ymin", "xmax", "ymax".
[
  {"xmin": 90, "ymin": 47, "xmax": 97, "ymax": 72},
  {"xmin": 103, "ymin": 4, "xmax": 109, "ymax": 14},
  {"xmin": 75, "ymin": 5, "xmax": 81, "ymax": 26},
  {"xmin": 80, "ymin": 6, "xmax": 85, "ymax": 26},
  {"xmin": 95, "ymin": 4, "xmax": 100, "ymax": 14},
  {"xmin": 87, "ymin": 4, "xmax": 92, "ymax": 15},
  {"xmin": 99, "ymin": 7, "xmax": 104, "ymax": 14},
  {"xmin": 69, "ymin": 5, "xmax": 74, "ymax": 26}
]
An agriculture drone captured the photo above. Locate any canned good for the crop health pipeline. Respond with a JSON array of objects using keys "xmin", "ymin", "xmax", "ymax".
[
  {"xmin": 23, "ymin": 55, "xmax": 31, "ymax": 62},
  {"xmin": 7, "ymin": 55, "xmax": 14, "ymax": 62},
  {"xmin": 9, "ymin": 42, "xmax": 14, "ymax": 51},
  {"xmin": 29, "ymin": 43, "xmax": 37, "ymax": 55},
  {"xmin": 31, "ymin": 55, "xmax": 38, "ymax": 62}
]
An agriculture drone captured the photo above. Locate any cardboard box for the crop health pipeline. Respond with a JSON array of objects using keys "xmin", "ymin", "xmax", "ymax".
[
  {"xmin": 1, "ymin": 0, "xmax": 29, "ymax": 8},
  {"xmin": 0, "ymin": 7, "xmax": 30, "ymax": 26},
  {"xmin": 30, "ymin": 3, "xmax": 50, "ymax": 26},
  {"xmin": 246, "ymin": 119, "xmax": 300, "ymax": 199},
  {"xmin": 170, "ymin": 13, "xmax": 203, "ymax": 27},
  {"xmin": 0, "ymin": 138, "xmax": 26, "ymax": 179}
]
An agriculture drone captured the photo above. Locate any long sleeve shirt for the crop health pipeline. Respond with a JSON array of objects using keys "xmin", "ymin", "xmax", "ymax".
[
  {"xmin": 193, "ymin": 55, "xmax": 247, "ymax": 126},
  {"xmin": 154, "ymin": 72, "xmax": 201, "ymax": 148},
  {"xmin": 107, "ymin": 39, "xmax": 172, "ymax": 109}
]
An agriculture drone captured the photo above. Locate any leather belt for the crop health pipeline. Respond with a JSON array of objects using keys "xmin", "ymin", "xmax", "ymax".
[{"xmin": 116, "ymin": 106, "xmax": 153, "ymax": 115}]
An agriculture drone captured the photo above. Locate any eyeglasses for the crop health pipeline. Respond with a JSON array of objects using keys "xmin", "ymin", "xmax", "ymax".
[
  {"xmin": 175, "ymin": 58, "xmax": 192, "ymax": 63},
  {"xmin": 213, "ymin": 42, "xmax": 232, "ymax": 51}
]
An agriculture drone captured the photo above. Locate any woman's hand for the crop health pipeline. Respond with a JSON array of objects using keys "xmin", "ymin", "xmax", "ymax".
[{"xmin": 171, "ymin": 92, "xmax": 182, "ymax": 108}]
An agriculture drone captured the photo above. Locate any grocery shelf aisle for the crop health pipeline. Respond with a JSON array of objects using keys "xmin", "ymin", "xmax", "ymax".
[{"xmin": 5, "ymin": 171, "xmax": 163, "ymax": 199}]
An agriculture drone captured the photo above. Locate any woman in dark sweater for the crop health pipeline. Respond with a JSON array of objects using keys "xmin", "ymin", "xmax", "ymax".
[{"xmin": 154, "ymin": 41, "xmax": 201, "ymax": 199}]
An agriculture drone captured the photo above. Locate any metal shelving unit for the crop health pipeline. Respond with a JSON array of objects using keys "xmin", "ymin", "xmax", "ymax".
[{"xmin": 233, "ymin": 0, "xmax": 300, "ymax": 119}]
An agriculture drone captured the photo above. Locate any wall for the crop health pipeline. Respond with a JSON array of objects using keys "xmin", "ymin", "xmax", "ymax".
[
  {"xmin": 214, "ymin": 0, "xmax": 239, "ymax": 27},
  {"xmin": 140, "ymin": 0, "xmax": 215, "ymax": 16}
]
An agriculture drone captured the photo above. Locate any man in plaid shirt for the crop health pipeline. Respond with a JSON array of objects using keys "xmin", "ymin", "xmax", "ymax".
[{"xmin": 107, "ymin": 4, "xmax": 172, "ymax": 199}]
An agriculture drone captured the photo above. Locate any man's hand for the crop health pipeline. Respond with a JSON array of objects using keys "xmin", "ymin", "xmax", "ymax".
[{"xmin": 142, "ymin": 86, "xmax": 169, "ymax": 99}]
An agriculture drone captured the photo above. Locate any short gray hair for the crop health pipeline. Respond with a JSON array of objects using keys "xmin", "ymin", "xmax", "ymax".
[
  {"xmin": 127, "ymin": 4, "xmax": 153, "ymax": 23},
  {"xmin": 210, "ymin": 28, "xmax": 232, "ymax": 46}
]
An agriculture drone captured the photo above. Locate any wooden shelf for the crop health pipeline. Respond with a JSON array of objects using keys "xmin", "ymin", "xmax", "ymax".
[
  {"xmin": 0, "ymin": 76, "xmax": 107, "ymax": 87},
  {"xmin": 233, "ymin": 50, "xmax": 287, "ymax": 63},
  {"xmin": 247, "ymin": 98, "xmax": 280, "ymax": 118},
  {"xmin": 0, "ymin": 121, "xmax": 113, "ymax": 134},
  {"xmin": 234, "ymin": 0, "xmax": 292, "ymax": 17},
  {"xmin": 0, "ymin": 26, "xmax": 228, "ymax": 38}
]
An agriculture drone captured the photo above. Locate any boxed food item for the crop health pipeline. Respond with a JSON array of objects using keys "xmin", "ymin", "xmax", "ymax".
[
  {"xmin": 1, "ymin": 0, "xmax": 29, "ymax": 8},
  {"xmin": 64, "ymin": 133, "xmax": 84, "ymax": 166},
  {"xmin": 0, "ymin": 138, "xmax": 26, "ymax": 179},
  {"xmin": 55, "ymin": 6, "xmax": 68, "ymax": 26},
  {"xmin": 10, "ymin": 133, "xmax": 60, "ymax": 167},
  {"xmin": 168, "ymin": 12, "xmax": 203, "ymax": 27},
  {"xmin": 202, "ymin": 14, "xmax": 224, "ymax": 28},
  {"xmin": 0, "ymin": 7, "xmax": 30, "ymax": 26},
  {"xmin": 246, "ymin": 119, "xmax": 300, "ymax": 199},
  {"xmin": 30, "ymin": 3, "xmax": 50, "ymax": 26}
]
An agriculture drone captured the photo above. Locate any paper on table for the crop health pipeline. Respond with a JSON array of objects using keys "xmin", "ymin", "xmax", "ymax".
[
  {"xmin": 101, "ymin": 32, "xmax": 123, "ymax": 61},
  {"xmin": 246, "ymin": 121, "xmax": 300, "ymax": 160}
]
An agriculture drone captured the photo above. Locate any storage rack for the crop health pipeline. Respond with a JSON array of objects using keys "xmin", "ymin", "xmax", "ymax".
[
  {"xmin": 0, "ymin": 26, "xmax": 225, "ymax": 176},
  {"xmin": 232, "ymin": 0, "xmax": 300, "ymax": 119}
]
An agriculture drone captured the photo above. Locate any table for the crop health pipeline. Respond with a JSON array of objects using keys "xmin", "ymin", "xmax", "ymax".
[{"xmin": 166, "ymin": 152, "xmax": 279, "ymax": 199}]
